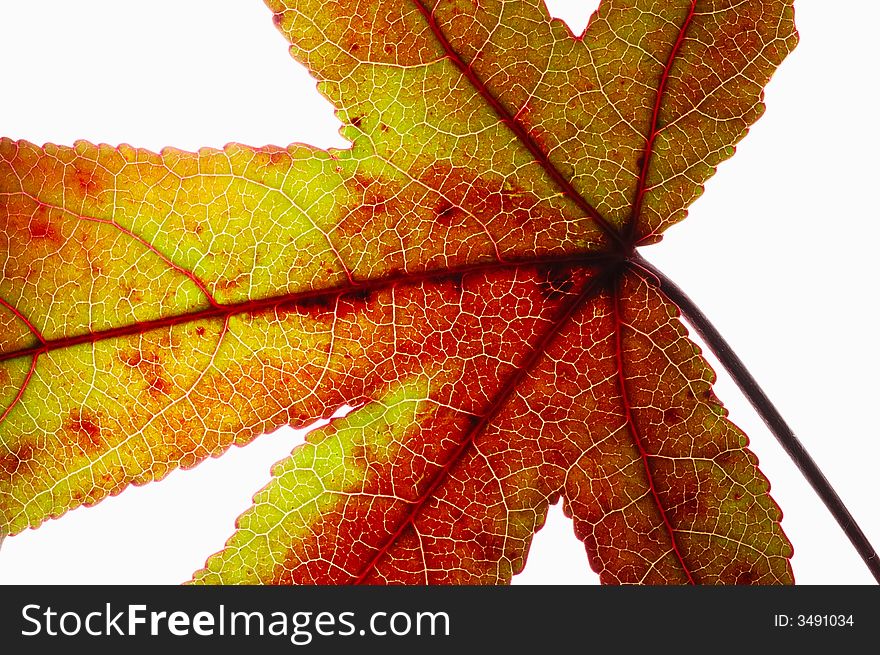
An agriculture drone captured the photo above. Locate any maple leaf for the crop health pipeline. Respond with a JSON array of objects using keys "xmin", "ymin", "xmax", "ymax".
[{"xmin": 0, "ymin": 0, "xmax": 822, "ymax": 584}]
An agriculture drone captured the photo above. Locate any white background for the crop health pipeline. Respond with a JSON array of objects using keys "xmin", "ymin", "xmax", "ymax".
[{"xmin": 0, "ymin": 0, "xmax": 877, "ymax": 585}]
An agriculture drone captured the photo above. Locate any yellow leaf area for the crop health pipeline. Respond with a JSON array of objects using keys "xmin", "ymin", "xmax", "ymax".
[{"xmin": 0, "ymin": 0, "xmax": 796, "ymax": 584}]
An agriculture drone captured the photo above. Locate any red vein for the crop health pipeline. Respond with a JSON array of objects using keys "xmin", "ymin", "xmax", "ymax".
[
  {"xmin": 0, "ymin": 252, "xmax": 616, "ymax": 365},
  {"xmin": 0, "ymin": 295, "xmax": 45, "ymax": 344},
  {"xmin": 610, "ymin": 279, "xmax": 695, "ymax": 583},
  {"xmin": 29, "ymin": 197, "xmax": 221, "ymax": 308},
  {"xmin": 353, "ymin": 271, "xmax": 606, "ymax": 584},
  {"xmin": 0, "ymin": 353, "xmax": 40, "ymax": 427},
  {"xmin": 83, "ymin": 215, "xmax": 219, "ymax": 308},
  {"xmin": 409, "ymin": 0, "xmax": 625, "ymax": 251},
  {"xmin": 628, "ymin": 0, "xmax": 697, "ymax": 240}
]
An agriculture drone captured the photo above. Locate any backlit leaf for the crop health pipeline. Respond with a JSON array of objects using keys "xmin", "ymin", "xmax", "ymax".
[{"xmin": 0, "ymin": 0, "xmax": 798, "ymax": 584}]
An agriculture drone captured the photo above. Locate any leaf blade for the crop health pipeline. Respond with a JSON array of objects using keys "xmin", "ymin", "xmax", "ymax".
[
  {"xmin": 0, "ymin": 0, "xmax": 800, "ymax": 584},
  {"xmin": 561, "ymin": 271, "xmax": 791, "ymax": 583}
]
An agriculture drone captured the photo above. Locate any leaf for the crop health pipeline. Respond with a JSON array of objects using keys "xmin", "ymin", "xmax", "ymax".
[{"xmin": 0, "ymin": 0, "xmax": 798, "ymax": 584}]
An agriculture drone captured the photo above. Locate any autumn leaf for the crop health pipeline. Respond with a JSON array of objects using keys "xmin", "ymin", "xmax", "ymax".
[{"xmin": 0, "ymin": 0, "xmax": 801, "ymax": 584}]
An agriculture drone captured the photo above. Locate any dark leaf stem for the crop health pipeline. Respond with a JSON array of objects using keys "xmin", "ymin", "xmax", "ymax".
[{"xmin": 631, "ymin": 252, "xmax": 880, "ymax": 584}]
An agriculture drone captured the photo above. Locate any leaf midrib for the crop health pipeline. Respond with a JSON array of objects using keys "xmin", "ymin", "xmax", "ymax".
[
  {"xmin": 610, "ymin": 277, "xmax": 696, "ymax": 584},
  {"xmin": 352, "ymin": 269, "xmax": 610, "ymax": 584},
  {"xmin": 0, "ymin": 252, "xmax": 614, "ymax": 364},
  {"xmin": 409, "ymin": 0, "xmax": 625, "ymax": 250},
  {"xmin": 629, "ymin": 0, "xmax": 698, "ymax": 243}
]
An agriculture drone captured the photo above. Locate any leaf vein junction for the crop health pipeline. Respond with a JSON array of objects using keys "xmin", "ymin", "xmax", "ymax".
[{"xmin": 353, "ymin": 269, "xmax": 608, "ymax": 583}]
